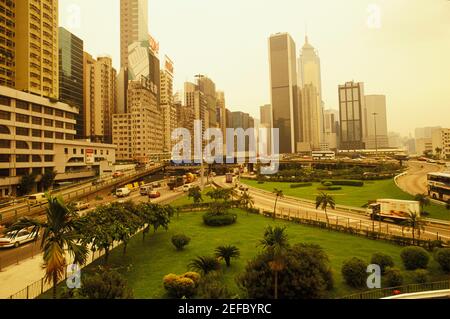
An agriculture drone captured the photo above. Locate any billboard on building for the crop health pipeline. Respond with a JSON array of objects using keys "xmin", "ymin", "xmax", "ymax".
[{"xmin": 86, "ymin": 149, "xmax": 94, "ymax": 164}]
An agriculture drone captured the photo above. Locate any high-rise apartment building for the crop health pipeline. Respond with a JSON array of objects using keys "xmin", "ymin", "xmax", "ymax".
[
  {"xmin": 216, "ymin": 91, "xmax": 226, "ymax": 137},
  {"xmin": 431, "ymin": 128, "xmax": 450, "ymax": 159},
  {"xmin": 300, "ymin": 84, "xmax": 321, "ymax": 150},
  {"xmin": 59, "ymin": 27, "xmax": 84, "ymax": 139},
  {"xmin": 83, "ymin": 54, "xmax": 117, "ymax": 143},
  {"xmin": 269, "ymin": 33, "xmax": 300, "ymax": 154},
  {"xmin": 120, "ymin": 0, "xmax": 149, "ymax": 69},
  {"xmin": 185, "ymin": 81, "xmax": 208, "ymax": 135},
  {"xmin": 323, "ymin": 109, "xmax": 339, "ymax": 150},
  {"xmin": 0, "ymin": 0, "xmax": 15, "ymax": 88},
  {"xmin": 197, "ymin": 76, "xmax": 217, "ymax": 129},
  {"xmin": 364, "ymin": 95, "xmax": 389, "ymax": 150},
  {"xmin": 113, "ymin": 77, "xmax": 163, "ymax": 162},
  {"xmin": 160, "ymin": 57, "xmax": 177, "ymax": 153},
  {"xmin": 15, "ymin": 0, "xmax": 59, "ymax": 99},
  {"xmin": 338, "ymin": 81, "xmax": 366, "ymax": 150}
]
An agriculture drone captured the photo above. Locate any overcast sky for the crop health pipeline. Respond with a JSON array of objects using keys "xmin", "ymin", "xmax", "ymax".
[{"xmin": 59, "ymin": 0, "xmax": 450, "ymax": 136}]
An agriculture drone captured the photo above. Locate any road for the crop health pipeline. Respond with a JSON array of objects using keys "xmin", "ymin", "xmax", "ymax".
[
  {"xmin": 0, "ymin": 180, "xmax": 184, "ymax": 271},
  {"xmin": 396, "ymin": 161, "xmax": 444, "ymax": 196},
  {"xmin": 213, "ymin": 177, "xmax": 450, "ymax": 242}
]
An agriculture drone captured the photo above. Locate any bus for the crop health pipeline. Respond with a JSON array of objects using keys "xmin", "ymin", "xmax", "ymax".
[
  {"xmin": 312, "ymin": 151, "xmax": 336, "ymax": 161},
  {"xmin": 427, "ymin": 172, "xmax": 450, "ymax": 202}
]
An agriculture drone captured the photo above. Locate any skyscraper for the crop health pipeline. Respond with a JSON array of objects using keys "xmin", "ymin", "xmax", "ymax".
[
  {"xmin": 338, "ymin": 81, "xmax": 366, "ymax": 150},
  {"xmin": 59, "ymin": 28, "xmax": 84, "ymax": 139},
  {"xmin": 120, "ymin": 0, "xmax": 149, "ymax": 69},
  {"xmin": 269, "ymin": 33, "xmax": 300, "ymax": 154},
  {"xmin": 0, "ymin": 1, "xmax": 15, "ymax": 88},
  {"xmin": 260, "ymin": 104, "xmax": 272, "ymax": 153},
  {"xmin": 15, "ymin": 0, "xmax": 59, "ymax": 99},
  {"xmin": 323, "ymin": 109, "xmax": 340, "ymax": 150},
  {"xmin": 197, "ymin": 75, "xmax": 217, "ymax": 128},
  {"xmin": 364, "ymin": 95, "xmax": 389, "ymax": 150}
]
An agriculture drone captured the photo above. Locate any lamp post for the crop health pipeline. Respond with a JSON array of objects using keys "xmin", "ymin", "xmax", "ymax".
[{"xmin": 372, "ymin": 112, "xmax": 378, "ymax": 156}]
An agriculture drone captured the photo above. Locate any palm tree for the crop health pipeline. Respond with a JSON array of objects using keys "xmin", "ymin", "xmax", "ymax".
[
  {"xmin": 239, "ymin": 191, "xmax": 254, "ymax": 211},
  {"xmin": 315, "ymin": 192, "xmax": 335, "ymax": 227},
  {"xmin": 414, "ymin": 193, "xmax": 430, "ymax": 213},
  {"xmin": 259, "ymin": 226, "xmax": 289, "ymax": 299},
  {"xmin": 8, "ymin": 195, "xmax": 88, "ymax": 299},
  {"xmin": 188, "ymin": 256, "xmax": 221, "ymax": 275},
  {"xmin": 402, "ymin": 211, "xmax": 426, "ymax": 244},
  {"xmin": 215, "ymin": 245, "xmax": 240, "ymax": 267},
  {"xmin": 272, "ymin": 189, "xmax": 284, "ymax": 220}
]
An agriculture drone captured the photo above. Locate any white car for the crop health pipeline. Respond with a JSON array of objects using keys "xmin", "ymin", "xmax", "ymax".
[
  {"xmin": 0, "ymin": 230, "xmax": 37, "ymax": 248},
  {"xmin": 73, "ymin": 201, "xmax": 90, "ymax": 211}
]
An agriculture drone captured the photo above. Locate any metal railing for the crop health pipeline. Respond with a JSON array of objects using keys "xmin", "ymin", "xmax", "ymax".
[{"xmin": 341, "ymin": 280, "xmax": 450, "ymax": 299}]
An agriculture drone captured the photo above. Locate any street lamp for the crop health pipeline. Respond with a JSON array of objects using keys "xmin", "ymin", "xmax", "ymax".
[{"xmin": 372, "ymin": 112, "xmax": 378, "ymax": 156}]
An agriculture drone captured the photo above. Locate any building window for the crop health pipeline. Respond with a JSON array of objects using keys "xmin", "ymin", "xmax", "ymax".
[
  {"xmin": 16, "ymin": 114, "xmax": 30, "ymax": 123},
  {"xmin": 32, "ymin": 142, "xmax": 42, "ymax": 150},
  {"xmin": 32, "ymin": 104, "xmax": 42, "ymax": 113},
  {"xmin": 0, "ymin": 96, "xmax": 11, "ymax": 106},
  {"xmin": 16, "ymin": 168, "xmax": 30, "ymax": 176},
  {"xmin": 55, "ymin": 109, "xmax": 64, "ymax": 117},
  {"xmin": 65, "ymin": 123, "xmax": 75, "ymax": 130},
  {"xmin": 64, "ymin": 148, "xmax": 68, "ymax": 154},
  {"xmin": 0, "ymin": 140, "xmax": 11, "ymax": 148},
  {"xmin": 44, "ymin": 107, "xmax": 53, "ymax": 115},
  {"xmin": 44, "ymin": 118, "xmax": 53, "ymax": 127},
  {"xmin": 0, "ymin": 110, "xmax": 10, "ymax": 120},
  {"xmin": 81, "ymin": 149, "xmax": 84, "ymax": 155},
  {"xmin": 73, "ymin": 149, "xmax": 77, "ymax": 155},
  {"xmin": 0, "ymin": 169, "xmax": 9, "ymax": 177},
  {"xmin": 0, "ymin": 154, "xmax": 10, "ymax": 163},
  {"xmin": 66, "ymin": 134, "xmax": 74, "ymax": 140},
  {"xmin": 16, "ymin": 100, "xmax": 30, "ymax": 110},
  {"xmin": 32, "ymin": 117, "xmax": 42, "ymax": 125},
  {"xmin": 55, "ymin": 121, "xmax": 64, "ymax": 128},
  {"xmin": 32, "ymin": 155, "xmax": 42, "ymax": 162},
  {"xmin": 16, "ymin": 140, "xmax": 29, "ymax": 149},
  {"xmin": 16, "ymin": 127, "xmax": 29, "ymax": 136},
  {"xmin": 44, "ymin": 143, "xmax": 53, "ymax": 150},
  {"xmin": 0, "ymin": 125, "xmax": 10, "ymax": 134},
  {"xmin": 32, "ymin": 129, "xmax": 42, "ymax": 137},
  {"xmin": 55, "ymin": 132, "xmax": 64, "ymax": 139},
  {"xmin": 16, "ymin": 154, "xmax": 29, "ymax": 163},
  {"xmin": 44, "ymin": 131, "xmax": 53, "ymax": 138},
  {"xmin": 44, "ymin": 155, "xmax": 54, "ymax": 162}
]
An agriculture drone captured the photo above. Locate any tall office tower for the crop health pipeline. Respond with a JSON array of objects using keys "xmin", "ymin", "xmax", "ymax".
[
  {"xmin": 298, "ymin": 36, "xmax": 325, "ymax": 145},
  {"xmin": 196, "ymin": 75, "xmax": 217, "ymax": 128},
  {"xmin": 59, "ymin": 28, "xmax": 84, "ymax": 139},
  {"xmin": 0, "ymin": 1, "xmax": 15, "ymax": 88},
  {"xmin": 15, "ymin": 0, "xmax": 59, "ymax": 99},
  {"xmin": 300, "ymin": 84, "xmax": 321, "ymax": 150},
  {"xmin": 323, "ymin": 109, "xmax": 339, "ymax": 150},
  {"xmin": 120, "ymin": 0, "xmax": 149, "ymax": 69},
  {"xmin": 184, "ymin": 81, "xmax": 208, "ymax": 134},
  {"xmin": 216, "ymin": 91, "xmax": 226, "ymax": 133},
  {"xmin": 269, "ymin": 33, "xmax": 300, "ymax": 154},
  {"xmin": 226, "ymin": 109, "xmax": 233, "ymax": 130},
  {"xmin": 113, "ymin": 77, "xmax": 163, "ymax": 162},
  {"xmin": 83, "ymin": 54, "xmax": 117, "ymax": 143},
  {"xmin": 160, "ymin": 57, "xmax": 177, "ymax": 153},
  {"xmin": 364, "ymin": 95, "xmax": 389, "ymax": 150},
  {"xmin": 260, "ymin": 104, "xmax": 272, "ymax": 153},
  {"xmin": 338, "ymin": 81, "xmax": 366, "ymax": 150}
]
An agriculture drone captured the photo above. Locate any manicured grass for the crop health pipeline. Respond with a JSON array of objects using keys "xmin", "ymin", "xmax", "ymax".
[
  {"xmin": 43, "ymin": 209, "xmax": 448, "ymax": 299},
  {"xmin": 244, "ymin": 179, "xmax": 450, "ymax": 221},
  {"xmin": 169, "ymin": 187, "xmax": 214, "ymax": 207}
]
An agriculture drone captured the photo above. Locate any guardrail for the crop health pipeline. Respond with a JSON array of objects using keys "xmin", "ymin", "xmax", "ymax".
[
  {"xmin": 341, "ymin": 280, "xmax": 450, "ymax": 299},
  {"xmin": 0, "ymin": 165, "xmax": 166, "ymax": 225}
]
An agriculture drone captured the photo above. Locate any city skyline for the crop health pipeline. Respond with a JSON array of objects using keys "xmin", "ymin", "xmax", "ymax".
[{"xmin": 59, "ymin": 0, "xmax": 450, "ymax": 136}]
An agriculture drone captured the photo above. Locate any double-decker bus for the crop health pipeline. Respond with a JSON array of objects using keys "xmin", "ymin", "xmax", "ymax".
[
  {"xmin": 427, "ymin": 172, "xmax": 450, "ymax": 202},
  {"xmin": 312, "ymin": 151, "xmax": 336, "ymax": 161}
]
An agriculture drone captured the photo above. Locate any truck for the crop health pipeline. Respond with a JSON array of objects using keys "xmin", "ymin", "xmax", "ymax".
[
  {"xmin": 226, "ymin": 173, "xmax": 234, "ymax": 184},
  {"xmin": 367, "ymin": 199, "xmax": 420, "ymax": 223},
  {"xmin": 115, "ymin": 188, "xmax": 131, "ymax": 198},
  {"xmin": 167, "ymin": 176, "xmax": 184, "ymax": 190},
  {"xmin": 185, "ymin": 173, "xmax": 197, "ymax": 184}
]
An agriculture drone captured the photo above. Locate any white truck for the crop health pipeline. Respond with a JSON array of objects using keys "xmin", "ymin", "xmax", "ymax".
[
  {"xmin": 367, "ymin": 199, "xmax": 420, "ymax": 223},
  {"xmin": 115, "ymin": 187, "xmax": 131, "ymax": 198}
]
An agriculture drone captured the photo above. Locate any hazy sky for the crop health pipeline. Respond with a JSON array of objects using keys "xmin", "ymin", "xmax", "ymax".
[{"xmin": 59, "ymin": 0, "xmax": 450, "ymax": 136}]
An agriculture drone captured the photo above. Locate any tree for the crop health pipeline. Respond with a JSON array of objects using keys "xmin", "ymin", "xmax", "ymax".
[
  {"xmin": 414, "ymin": 193, "xmax": 430, "ymax": 213},
  {"xmin": 17, "ymin": 172, "xmax": 36, "ymax": 196},
  {"xmin": 435, "ymin": 147, "xmax": 442, "ymax": 159},
  {"xmin": 239, "ymin": 191, "xmax": 254, "ymax": 211},
  {"xmin": 259, "ymin": 226, "xmax": 289, "ymax": 299},
  {"xmin": 188, "ymin": 256, "xmax": 221, "ymax": 275},
  {"xmin": 341, "ymin": 257, "xmax": 368, "ymax": 288},
  {"xmin": 172, "ymin": 234, "xmax": 191, "ymax": 251},
  {"xmin": 272, "ymin": 189, "xmax": 284, "ymax": 220},
  {"xmin": 402, "ymin": 211, "xmax": 426, "ymax": 244},
  {"xmin": 136, "ymin": 203, "xmax": 172, "ymax": 241},
  {"xmin": 238, "ymin": 243, "xmax": 333, "ymax": 299},
  {"xmin": 315, "ymin": 192, "xmax": 335, "ymax": 227},
  {"xmin": 41, "ymin": 170, "xmax": 57, "ymax": 192},
  {"xmin": 188, "ymin": 186, "xmax": 203, "ymax": 205},
  {"xmin": 8, "ymin": 195, "xmax": 88, "ymax": 299},
  {"xmin": 215, "ymin": 245, "xmax": 240, "ymax": 267}
]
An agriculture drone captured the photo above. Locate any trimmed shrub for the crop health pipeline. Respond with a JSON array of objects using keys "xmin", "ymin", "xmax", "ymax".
[
  {"xmin": 413, "ymin": 269, "xmax": 430, "ymax": 284},
  {"xmin": 171, "ymin": 234, "xmax": 191, "ymax": 251},
  {"xmin": 370, "ymin": 252, "xmax": 395, "ymax": 274},
  {"xmin": 385, "ymin": 267, "xmax": 403, "ymax": 287},
  {"xmin": 317, "ymin": 186, "xmax": 342, "ymax": 191},
  {"xmin": 203, "ymin": 212, "xmax": 237, "ymax": 226},
  {"xmin": 290, "ymin": 183, "xmax": 313, "ymax": 189},
  {"xmin": 400, "ymin": 246, "xmax": 430, "ymax": 270},
  {"xmin": 163, "ymin": 272, "xmax": 200, "ymax": 298},
  {"xmin": 341, "ymin": 257, "xmax": 368, "ymax": 288},
  {"xmin": 322, "ymin": 181, "xmax": 333, "ymax": 187},
  {"xmin": 435, "ymin": 248, "xmax": 450, "ymax": 273},
  {"xmin": 323, "ymin": 180, "xmax": 364, "ymax": 187}
]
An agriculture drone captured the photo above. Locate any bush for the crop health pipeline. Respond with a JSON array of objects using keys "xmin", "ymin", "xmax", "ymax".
[
  {"xmin": 322, "ymin": 181, "xmax": 333, "ymax": 187},
  {"xmin": 400, "ymin": 246, "xmax": 430, "ymax": 270},
  {"xmin": 73, "ymin": 268, "xmax": 133, "ymax": 299},
  {"xmin": 171, "ymin": 234, "xmax": 191, "ymax": 251},
  {"xmin": 370, "ymin": 252, "xmax": 394, "ymax": 274},
  {"xmin": 434, "ymin": 248, "xmax": 450, "ymax": 273},
  {"xmin": 317, "ymin": 186, "xmax": 342, "ymax": 191},
  {"xmin": 385, "ymin": 267, "xmax": 403, "ymax": 287},
  {"xmin": 323, "ymin": 180, "xmax": 364, "ymax": 187},
  {"xmin": 163, "ymin": 272, "xmax": 200, "ymax": 298},
  {"xmin": 197, "ymin": 272, "xmax": 231, "ymax": 299},
  {"xmin": 290, "ymin": 183, "xmax": 312, "ymax": 189},
  {"xmin": 413, "ymin": 269, "xmax": 430, "ymax": 284},
  {"xmin": 203, "ymin": 212, "xmax": 237, "ymax": 226},
  {"xmin": 341, "ymin": 257, "xmax": 368, "ymax": 288}
]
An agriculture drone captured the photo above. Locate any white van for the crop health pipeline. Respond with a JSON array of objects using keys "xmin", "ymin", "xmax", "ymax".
[
  {"xmin": 27, "ymin": 193, "xmax": 47, "ymax": 206},
  {"xmin": 140, "ymin": 185, "xmax": 153, "ymax": 196},
  {"xmin": 116, "ymin": 188, "xmax": 131, "ymax": 198}
]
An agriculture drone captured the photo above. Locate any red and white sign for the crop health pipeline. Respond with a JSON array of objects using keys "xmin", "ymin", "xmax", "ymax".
[{"xmin": 86, "ymin": 149, "xmax": 94, "ymax": 164}]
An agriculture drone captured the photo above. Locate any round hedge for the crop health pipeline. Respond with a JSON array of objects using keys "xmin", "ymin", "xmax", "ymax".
[
  {"xmin": 203, "ymin": 212, "xmax": 237, "ymax": 226},
  {"xmin": 435, "ymin": 248, "xmax": 450, "ymax": 273},
  {"xmin": 400, "ymin": 246, "xmax": 430, "ymax": 270},
  {"xmin": 370, "ymin": 252, "xmax": 394, "ymax": 274},
  {"xmin": 385, "ymin": 267, "xmax": 403, "ymax": 287},
  {"xmin": 341, "ymin": 257, "xmax": 368, "ymax": 288},
  {"xmin": 413, "ymin": 269, "xmax": 430, "ymax": 284}
]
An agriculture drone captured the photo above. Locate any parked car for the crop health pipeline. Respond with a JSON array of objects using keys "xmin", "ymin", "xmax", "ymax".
[
  {"xmin": 182, "ymin": 184, "xmax": 193, "ymax": 192},
  {"xmin": 149, "ymin": 191, "xmax": 161, "ymax": 199},
  {"xmin": 73, "ymin": 201, "xmax": 90, "ymax": 211},
  {"xmin": 0, "ymin": 230, "xmax": 37, "ymax": 248}
]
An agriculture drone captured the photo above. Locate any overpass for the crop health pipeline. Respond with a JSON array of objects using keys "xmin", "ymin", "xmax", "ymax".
[{"xmin": 0, "ymin": 164, "xmax": 166, "ymax": 225}]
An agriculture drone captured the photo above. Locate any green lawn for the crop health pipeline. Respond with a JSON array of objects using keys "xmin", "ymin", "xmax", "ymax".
[
  {"xmin": 169, "ymin": 187, "xmax": 214, "ymax": 207},
  {"xmin": 43, "ymin": 209, "xmax": 448, "ymax": 299},
  {"xmin": 243, "ymin": 179, "xmax": 450, "ymax": 221}
]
